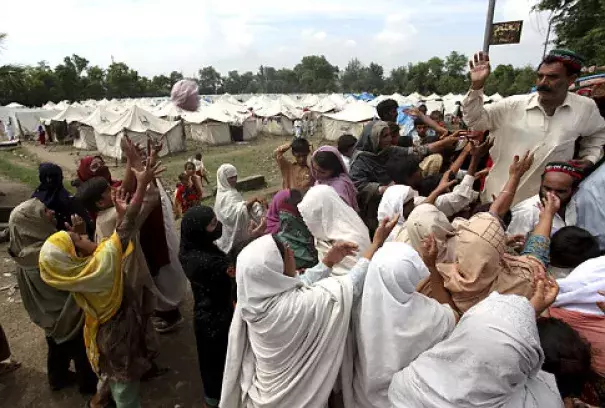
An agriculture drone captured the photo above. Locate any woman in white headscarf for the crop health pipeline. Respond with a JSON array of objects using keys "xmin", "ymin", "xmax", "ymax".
[
  {"xmin": 299, "ymin": 185, "xmax": 371, "ymax": 276},
  {"xmin": 345, "ymin": 242, "xmax": 457, "ymax": 408},
  {"xmin": 220, "ymin": 217, "xmax": 398, "ymax": 408},
  {"xmin": 214, "ymin": 164, "xmax": 265, "ymax": 253},
  {"xmin": 388, "ymin": 284, "xmax": 564, "ymax": 407},
  {"xmin": 376, "ymin": 185, "xmax": 418, "ymax": 242}
]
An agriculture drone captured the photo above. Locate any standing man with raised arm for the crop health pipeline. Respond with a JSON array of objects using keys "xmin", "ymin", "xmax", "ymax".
[{"xmin": 463, "ymin": 49, "xmax": 605, "ymax": 205}]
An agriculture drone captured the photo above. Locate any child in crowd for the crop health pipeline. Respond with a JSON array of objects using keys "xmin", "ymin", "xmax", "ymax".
[
  {"xmin": 274, "ymin": 138, "xmax": 313, "ymax": 192},
  {"xmin": 191, "ymin": 153, "xmax": 210, "ymax": 185},
  {"xmin": 174, "ymin": 172, "xmax": 202, "ymax": 219},
  {"xmin": 337, "ymin": 133, "xmax": 357, "ymax": 172}
]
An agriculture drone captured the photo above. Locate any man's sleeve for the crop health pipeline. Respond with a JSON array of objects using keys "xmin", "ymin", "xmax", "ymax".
[
  {"xmin": 462, "ymin": 89, "xmax": 508, "ymax": 131},
  {"xmin": 578, "ymin": 101, "xmax": 605, "ymax": 163}
]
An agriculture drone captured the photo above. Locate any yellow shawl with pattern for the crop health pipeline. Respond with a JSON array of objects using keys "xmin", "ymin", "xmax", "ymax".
[{"xmin": 39, "ymin": 230, "xmax": 133, "ymax": 372}]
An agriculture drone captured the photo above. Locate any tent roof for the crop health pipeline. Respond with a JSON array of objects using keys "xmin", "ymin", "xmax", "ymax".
[
  {"xmin": 49, "ymin": 105, "xmax": 91, "ymax": 124},
  {"xmin": 81, "ymin": 106, "xmax": 121, "ymax": 128},
  {"xmin": 96, "ymin": 105, "xmax": 179, "ymax": 136},
  {"xmin": 323, "ymin": 101, "xmax": 376, "ymax": 122}
]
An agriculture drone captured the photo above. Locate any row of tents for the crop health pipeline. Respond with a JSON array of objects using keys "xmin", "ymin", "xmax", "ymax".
[{"xmin": 0, "ymin": 91, "xmax": 505, "ymax": 158}]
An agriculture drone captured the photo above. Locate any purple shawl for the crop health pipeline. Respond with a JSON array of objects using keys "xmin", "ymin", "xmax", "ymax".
[
  {"xmin": 265, "ymin": 190, "xmax": 291, "ymax": 234},
  {"xmin": 312, "ymin": 146, "xmax": 359, "ymax": 212}
]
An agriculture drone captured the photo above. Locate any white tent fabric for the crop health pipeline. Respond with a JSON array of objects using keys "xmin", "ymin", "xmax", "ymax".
[
  {"xmin": 94, "ymin": 105, "xmax": 184, "ymax": 159},
  {"xmin": 74, "ymin": 107, "xmax": 121, "ymax": 150},
  {"xmin": 48, "ymin": 105, "xmax": 91, "ymax": 124},
  {"xmin": 5, "ymin": 102, "xmax": 25, "ymax": 108},
  {"xmin": 321, "ymin": 101, "xmax": 376, "ymax": 141}
]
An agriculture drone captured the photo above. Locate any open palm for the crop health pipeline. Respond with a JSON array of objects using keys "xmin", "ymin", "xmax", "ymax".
[{"xmin": 469, "ymin": 52, "xmax": 491, "ymax": 88}]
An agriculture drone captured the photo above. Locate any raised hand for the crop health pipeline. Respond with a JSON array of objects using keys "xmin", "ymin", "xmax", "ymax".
[
  {"xmin": 436, "ymin": 170, "xmax": 457, "ymax": 194},
  {"xmin": 65, "ymin": 214, "xmax": 86, "ymax": 235},
  {"xmin": 530, "ymin": 275, "xmax": 559, "ymax": 316},
  {"xmin": 538, "ymin": 191, "xmax": 561, "ymax": 218},
  {"xmin": 509, "ymin": 150, "xmax": 534, "ymax": 178},
  {"xmin": 471, "ymin": 139, "xmax": 493, "ymax": 159},
  {"xmin": 323, "ymin": 241, "xmax": 359, "ymax": 268},
  {"xmin": 372, "ymin": 215, "xmax": 400, "ymax": 248},
  {"xmin": 469, "ymin": 52, "xmax": 491, "ymax": 90},
  {"xmin": 111, "ymin": 188, "xmax": 130, "ymax": 219},
  {"xmin": 248, "ymin": 217, "xmax": 267, "ymax": 238},
  {"xmin": 133, "ymin": 159, "xmax": 166, "ymax": 188}
]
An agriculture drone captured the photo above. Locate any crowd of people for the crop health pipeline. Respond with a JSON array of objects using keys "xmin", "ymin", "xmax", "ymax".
[{"xmin": 0, "ymin": 48, "xmax": 604, "ymax": 408}]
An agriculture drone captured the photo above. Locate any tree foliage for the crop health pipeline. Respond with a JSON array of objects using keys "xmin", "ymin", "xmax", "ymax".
[
  {"xmin": 536, "ymin": 0, "xmax": 605, "ymax": 64},
  {"xmin": 0, "ymin": 50, "xmax": 539, "ymax": 106}
]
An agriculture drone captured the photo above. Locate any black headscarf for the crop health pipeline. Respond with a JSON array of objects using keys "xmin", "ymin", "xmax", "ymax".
[
  {"xmin": 31, "ymin": 163, "xmax": 76, "ymax": 230},
  {"xmin": 180, "ymin": 205, "xmax": 222, "ymax": 254}
]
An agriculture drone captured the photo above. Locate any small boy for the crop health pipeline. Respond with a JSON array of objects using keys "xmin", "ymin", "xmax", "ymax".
[
  {"xmin": 274, "ymin": 138, "xmax": 313, "ymax": 191},
  {"xmin": 337, "ymin": 134, "xmax": 357, "ymax": 173},
  {"xmin": 191, "ymin": 152, "xmax": 210, "ymax": 185}
]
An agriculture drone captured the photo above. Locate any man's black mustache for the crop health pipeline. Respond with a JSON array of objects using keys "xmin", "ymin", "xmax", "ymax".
[{"xmin": 537, "ymin": 85, "xmax": 552, "ymax": 92}]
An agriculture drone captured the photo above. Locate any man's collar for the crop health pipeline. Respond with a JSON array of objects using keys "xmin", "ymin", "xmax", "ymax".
[{"xmin": 525, "ymin": 92, "xmax": 573, "ymax": 111}]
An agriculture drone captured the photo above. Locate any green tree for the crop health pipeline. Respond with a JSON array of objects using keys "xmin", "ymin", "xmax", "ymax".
[
  {"xmin": 535, "ymin": 0, "xmax": 605, "ymax": 64},
  {"xmin": 169, "ymin": 71, "xmax": 184, "ymax": 85},
  {"xmin": 294, "ymin": 55, "xmax": 338, "ymax": 93},
  {"xmin": 341, "ymin": 58, "xmax": 366, "ymax": 93},
  {"xmin": 198, "ymin": 66, "xmax": 223, "ymax": 94},
  {"xmin": 0, "ymin": 65, "xmax": 28, "ymax": 105},
  {"xmin": 106, "ymin": 62, "xmax": 140, "ymax": 98}
]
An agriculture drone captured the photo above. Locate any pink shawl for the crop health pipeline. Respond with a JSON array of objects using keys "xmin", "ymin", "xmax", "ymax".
[{"xmin": 312, "ymin": 146, "xmax": 359, "ymax": 212}]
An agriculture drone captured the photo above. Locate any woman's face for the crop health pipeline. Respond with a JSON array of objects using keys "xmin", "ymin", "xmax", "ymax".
[
  {"xmin": 206, "ymin": 216, "xmax": 218, "ymax": 233},
  {"xmin": 227, "ymin": 176, "xmax": 238, "ymax": 188},
  {"xmin": 89, "ymin": 157, "xmax": 105, "ymax": 174},
  {"xmin": 282, "ymin": 245, "xmax": 297, "ymax": 278},
  {"xmin": 185, "ymin": 163, "xmax": 196, "ymax": 177},
  {"xmin": 378, "ymin": 128, "xmax": 393, "ymax": 150},
  {"xmin": 44, "ymin": 208, "xmax": 56, "ymax": 224},
  {"xmin": 312, "ymin": 158, "xmax": 333, "ymax": 180},
  {"xmin": 69, "ymin": 232, "xmax": 98, "ymax": 257}
]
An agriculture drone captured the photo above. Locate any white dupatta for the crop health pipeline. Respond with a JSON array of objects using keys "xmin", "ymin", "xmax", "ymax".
[
  {"xmin": 345, "ymin": 242, "xmax": 455, "ymax": 408},
  {"xmin": 388, "ymin": 292, "xmax": 563, "ymax": 408},
  {"xmin": 220, "ymin": 235, "xmax": 353, "ymax": 408},
  {"xmin": 298, "ymin": 185, "xmax": 370, "ymax": 276}
]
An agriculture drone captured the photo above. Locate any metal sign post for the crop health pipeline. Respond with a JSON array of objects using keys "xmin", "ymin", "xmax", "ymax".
[{"xmin": 483, "ymin": 0, "xmax": 497, "ymax": 53}]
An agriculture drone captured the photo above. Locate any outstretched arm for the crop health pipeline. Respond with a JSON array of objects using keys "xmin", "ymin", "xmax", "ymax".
[{"xmin": 489, "ymin": 151, "xmax": 534, "ymax": 218}]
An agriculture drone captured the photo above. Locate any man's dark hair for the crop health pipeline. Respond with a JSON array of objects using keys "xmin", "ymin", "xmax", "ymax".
[
  {"xmin": 539, "ymin": 55, "xmax": 582, "ymax": 77},
  {"xmin": 386, "ymin": 157, "xmax": 422, "ymax": 185},
  {"xmin": 313, "ymin": 151, "xmax": 345, "ymax": 177},
  {"xmin": 417, "ymin": 174, "xmax": 441, "ymax": 197},
  {"xmin": 537, "ymin": 317, "xmax": 594, "ymax": 399},
  {"xmin": 291, "ymin": 138, "xmax": 310, "ymax": 155},
  {"xmin": 376, "ymin": 99, "xmax": 398, "ymax": 121},
  {"xmin": 414, "ymin": 118, "xmax": 425, "ymax": 127},
  {"xmin": 286, "ymin": 189, "xmax": 303, "ymax": 208},
  {"xmin": 337, "ymin": 134, "xmax": 357, "ymax": 155},
  {"xmin": 76, "ymin": 177, "xmax": 110, "ymax": 212},
  {"xmin": 550, "ymin": 226, "xmax": 601, "ymax": 268},
  {"xmin": 195, "ymin": 152, "xmax": 202, "ymax": 160}
]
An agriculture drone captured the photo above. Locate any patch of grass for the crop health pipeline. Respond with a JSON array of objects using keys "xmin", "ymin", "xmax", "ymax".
[
  {"xmin": 0, "ymin": 147, "xmax": 76, "ymax": 192},
  {"xmin": 0, "ymin": 149, "xmax": 41, "ymax": 188}
]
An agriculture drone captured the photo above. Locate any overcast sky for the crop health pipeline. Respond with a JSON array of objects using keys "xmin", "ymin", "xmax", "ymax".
[{"xmin": 2, "ymin": 0, "xmax": 551, "ymax": 77}]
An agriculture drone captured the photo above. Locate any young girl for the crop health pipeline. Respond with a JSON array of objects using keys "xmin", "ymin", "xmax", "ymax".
[
  {"xmin": 39, "ymin": 158, "xmax": 164, "ymax": 408},
  {"xmin": 174, "ymin": 172, "xmax": 202, "ymax": 219}
]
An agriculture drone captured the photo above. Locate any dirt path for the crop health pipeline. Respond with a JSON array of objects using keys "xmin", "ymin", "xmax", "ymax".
[{"xmin": 21, "ymin": 144, "xmax": 88, "ymax": 180}]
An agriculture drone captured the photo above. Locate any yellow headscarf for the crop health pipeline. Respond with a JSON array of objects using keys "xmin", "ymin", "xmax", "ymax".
[{"xmin": 39, "ymin": 230, "xmax": 133, "ymax": 372}]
